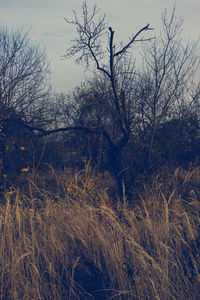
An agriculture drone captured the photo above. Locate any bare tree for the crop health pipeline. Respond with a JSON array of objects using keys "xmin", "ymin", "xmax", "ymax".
[
  {"xmin": 133, "ymin": 7, "xmax": 200, "ymax": 167},
  {"xmin": 11, "ymin": 3, "xmax": 199, "ymax": 197},
  {"xmin": 62, "ymin": 0, "xmax": 153, "ymax": 196},
  {"xmin": 0, "ymin": 28, "xmax": 50, "ymax": 125},
  {"xmin": 0, "ymin": 28, "xmax": 52, "ymax": 185}
]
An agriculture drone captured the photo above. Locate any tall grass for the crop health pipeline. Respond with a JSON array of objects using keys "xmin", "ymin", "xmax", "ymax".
[{"xmin": 0, "ymin": 167, "xmax": 200, "ymax": 299}]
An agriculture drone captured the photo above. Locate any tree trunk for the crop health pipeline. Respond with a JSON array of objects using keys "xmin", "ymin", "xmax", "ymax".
[{"xmin": 106, "ymin": 144, "xmax": 130, "ymax": 198}]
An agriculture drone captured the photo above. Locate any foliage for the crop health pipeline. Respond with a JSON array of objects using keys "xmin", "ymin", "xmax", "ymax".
[{"xmin": 152, "ymin": 115, "xmax": 200, "ymax": 168}]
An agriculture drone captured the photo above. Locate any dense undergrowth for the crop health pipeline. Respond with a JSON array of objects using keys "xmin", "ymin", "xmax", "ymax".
[{"xmin": 0, "ymin": 166, "xmax": 200, "ymax": 299}]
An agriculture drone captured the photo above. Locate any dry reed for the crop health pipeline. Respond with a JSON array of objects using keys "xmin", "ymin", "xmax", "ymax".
[{"xmin": 0, "ymin": 167, "xmax": 199, "ymax": 299}]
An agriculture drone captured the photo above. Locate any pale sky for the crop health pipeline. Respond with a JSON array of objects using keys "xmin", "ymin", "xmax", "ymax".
[{"xmin": 0, "ymin": 0, "xmax": 200, "ymax": 93}]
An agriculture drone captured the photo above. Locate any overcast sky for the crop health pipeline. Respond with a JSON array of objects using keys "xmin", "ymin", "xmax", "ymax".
[{"xmin": 0, "ymin": 0, "xmax": 200, "ymax": 93}]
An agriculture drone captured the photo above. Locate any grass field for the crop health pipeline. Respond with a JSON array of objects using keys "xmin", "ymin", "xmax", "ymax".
[{"xmin": 0, "ymin": 166, "xmax": 200, "ymax": 299}]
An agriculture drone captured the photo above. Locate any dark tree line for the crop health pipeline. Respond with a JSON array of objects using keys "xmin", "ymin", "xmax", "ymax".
[{"xmin": 1, "ymin": 3, "xmax": 200, "ymax": 199}]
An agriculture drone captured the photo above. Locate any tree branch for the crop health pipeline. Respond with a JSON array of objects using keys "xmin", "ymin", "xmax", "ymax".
[
  {"xmin": 114, "ymin": 24, "xmax": 153, "ymax": 57},
  {"xmin": 27, "ymin": 125, "xmax": 103, "ymax": 137},
  {"xmin": 87, "ymin": 37, "xmax": 111, "ymax": 77},
  {"xmin": 0, "ymin": 117, "xmax": 103, "ymax": 137}
]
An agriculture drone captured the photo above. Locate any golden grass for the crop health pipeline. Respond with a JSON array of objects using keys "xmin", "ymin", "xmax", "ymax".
[{"xmin": 0, "ymin": 167, "xmax": 200, "ymax": 299}]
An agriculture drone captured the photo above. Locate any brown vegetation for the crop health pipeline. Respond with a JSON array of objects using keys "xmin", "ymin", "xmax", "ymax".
[
  {"xmin": 0, "ymin": 166, "xmax": 199, "ymax": 299},
  {"xmin": 1, "ymin": 3, "xmax": 200, "ymax": 299}
]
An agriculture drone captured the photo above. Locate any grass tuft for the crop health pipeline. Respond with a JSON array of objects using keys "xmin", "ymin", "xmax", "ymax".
[{"xmin": 0, "ymin": 166, "xmax": 200, "ymax": 299}]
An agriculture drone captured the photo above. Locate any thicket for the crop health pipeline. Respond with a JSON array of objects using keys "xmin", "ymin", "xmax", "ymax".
[{"xmin": 1, "ymin": 5, "xmax": 200, "ymax": 195}]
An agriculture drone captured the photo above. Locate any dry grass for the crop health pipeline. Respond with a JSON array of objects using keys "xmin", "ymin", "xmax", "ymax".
[{"xmin": 0, "ymin": 167, "xmax": 200, "ymax": 299}]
